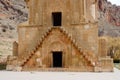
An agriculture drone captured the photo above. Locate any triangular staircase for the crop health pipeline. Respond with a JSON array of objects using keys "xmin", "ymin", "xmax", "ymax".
[
  {"xmin": 19, "ymin": 27, "xmax": 97, "ymax": 69},
  {"xmin": 59, "ymin": 27, "xmax": 97, "ymax": 66}
]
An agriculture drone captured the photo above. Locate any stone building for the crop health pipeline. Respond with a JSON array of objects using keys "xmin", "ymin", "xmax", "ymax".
[{"xmin": 7, "ymin": 0, "xmax": 113, "ymax": 72}]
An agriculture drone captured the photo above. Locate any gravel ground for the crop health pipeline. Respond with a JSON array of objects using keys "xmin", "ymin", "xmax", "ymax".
[{"xmin": 0, "ymin": 68, "xmax": 119, "ymax": 80}]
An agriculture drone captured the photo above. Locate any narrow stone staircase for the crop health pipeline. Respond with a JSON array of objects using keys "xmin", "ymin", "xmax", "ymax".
[
  {"xmin": 20, "ymin": 27, "xmax": 97, "ymax": 69},
  {"xmin": 59, "ymin": 27, "xmax": 97, "ymax": 66},
  {"xmin": 20, "ymin": 27, "xmax": 53, "ymax": 67}
]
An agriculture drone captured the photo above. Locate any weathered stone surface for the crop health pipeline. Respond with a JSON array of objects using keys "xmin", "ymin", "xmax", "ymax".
[
  {"xmin": 98, "ymin": 0, "xmax": 120, "ymax": 26},
  {"xmin": 6, "ymin": 65, "xmax": 14, "ymax": 71},
  {"xmin": 7, "ymin": 0, "xmax": 113, "ymax": 72},
  {"xmin": 14, "ymin": 66, "xmax": 22, "ymax": 71},
  {"xmin": 99, "ymin": 37, "xmax": 107, "ymax": 57},
  {"xmin": 98, "ymin": 0, "xmax": 120, "ymax": 37}
]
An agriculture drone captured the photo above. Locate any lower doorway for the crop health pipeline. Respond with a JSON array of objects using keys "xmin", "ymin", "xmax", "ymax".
[{"xmin": 52, "ymin": 51, "xmax": 62, "ymax": 68}]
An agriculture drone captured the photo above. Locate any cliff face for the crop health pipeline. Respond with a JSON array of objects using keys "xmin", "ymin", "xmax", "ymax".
[
  {"xmin": 0, "ymin": 0, "xmax": 28, "ymax": 56},
  {"xmin": 98, "ymin": 0, "xmax": 120, "ymax": 37},
  {"xmin": 0, "ymin": 0, "xmax": 28, "ymax": 38},
  {"xmin": 98, "ymin": 0, "xmax": 120, "ymax": 26}
]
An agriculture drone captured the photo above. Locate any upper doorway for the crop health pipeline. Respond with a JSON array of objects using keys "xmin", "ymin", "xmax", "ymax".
[{"xmin": 52, "ymin": 12, "xmax": 62, "ymax": 26}]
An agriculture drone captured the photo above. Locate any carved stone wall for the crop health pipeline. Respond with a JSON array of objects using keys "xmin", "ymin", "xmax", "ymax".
[
  {"xmin": 22, "ymin": 28, "xmax": 94, "ymax": 71},
  {"xmin": 99, "ymin": 37, "xmax": 107, "ymax": 57},
  {"xmin": 7, "ymin": 0, "xmax": 113, "ymax": 72}
]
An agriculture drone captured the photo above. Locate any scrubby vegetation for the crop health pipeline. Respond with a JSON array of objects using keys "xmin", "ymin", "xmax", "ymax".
[
  {"xmin": 115, "ymin": 63, "xmax": 120, "ymax": 70},
  {"xmin": 107, "ymin": 37, "xmax": 120, "ymax": 62},
  {"xmin": 0, "ymin": 63, "xmax": 6, "ymax": 70}
]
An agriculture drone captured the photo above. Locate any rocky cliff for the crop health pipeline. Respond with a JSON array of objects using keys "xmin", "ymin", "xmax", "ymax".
[
  {"xmin": 0, "ymin": 0, "xmax": 27, "ymax": 38},
  {"xmin": 98, "ymin": 0, "xmax": 120, "ymax": 37},
  {"xmin": 0, "ymin": 0, "xmax": 28, "ymax": 56}
]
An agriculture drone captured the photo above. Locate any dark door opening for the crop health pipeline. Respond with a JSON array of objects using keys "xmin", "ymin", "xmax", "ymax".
[
  {"xmin": 52, "ymin": 51, "xmax": 62, "ymax": 67},
  {"xmin": 52, "ymin": 12, "xmax": 62, "ymax": 26}
]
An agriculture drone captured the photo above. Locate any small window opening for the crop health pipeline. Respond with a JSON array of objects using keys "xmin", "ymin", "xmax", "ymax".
[{"xmin": 52, "ymin": 12, "xmax": 62, "ymax": 26}]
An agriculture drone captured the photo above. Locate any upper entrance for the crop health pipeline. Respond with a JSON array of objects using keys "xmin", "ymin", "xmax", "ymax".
[
  {"xmin": 52, "ymin": 51, "xmax": 62, "ymax": 67},
  {"xmin": 52, "ymin": 12, "xmax": 62, "ymax": 26}
]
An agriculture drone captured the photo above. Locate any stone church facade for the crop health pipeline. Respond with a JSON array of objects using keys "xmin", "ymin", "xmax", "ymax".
[{"xmin": 7, "ymin": 0, "xmax": 113, "ymax": 72}]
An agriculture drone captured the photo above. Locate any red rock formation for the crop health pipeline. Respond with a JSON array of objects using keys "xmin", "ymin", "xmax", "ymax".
[{"xmin": 98, "ymin": 0, "xmax": 120, "ymax": 27}]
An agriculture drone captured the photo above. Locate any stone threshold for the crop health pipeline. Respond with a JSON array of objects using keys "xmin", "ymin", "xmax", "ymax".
[{"xmin": 22, "ymin": 68, "xmax": 94, "ymax": 72}]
